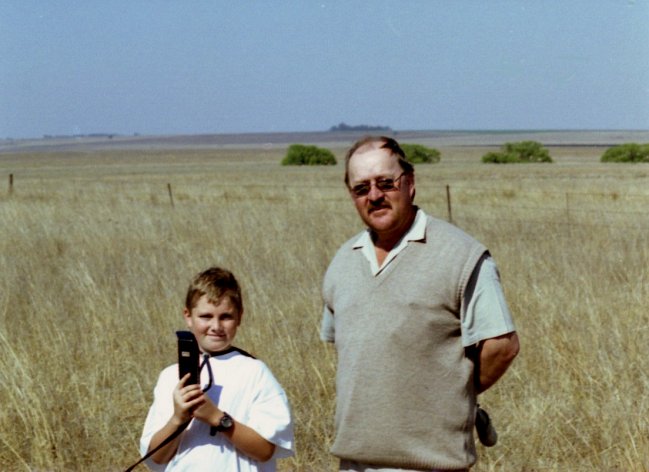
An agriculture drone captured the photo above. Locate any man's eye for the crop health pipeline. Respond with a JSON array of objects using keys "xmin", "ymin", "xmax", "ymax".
[
  {"xmin": 376, "ymin": 179, "xmax": 395, "ymax": 190},
  {"xmin": 352, "ymin": 184, "xmax": 370, "ymax": 195}
]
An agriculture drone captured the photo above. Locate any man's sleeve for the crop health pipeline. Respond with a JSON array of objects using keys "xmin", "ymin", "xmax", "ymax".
[
  {"xmin": 320, "ymin": 304, "xmax": 335, "ymax": 342},
  {"xmin": 461, "ymin": 257, "xmax": 516, "ymax": 347}
]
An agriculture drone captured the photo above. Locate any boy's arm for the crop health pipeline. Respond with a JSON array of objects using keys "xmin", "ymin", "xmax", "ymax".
[
  {"xmin": 192, "ymin": 402, "xmax": 276, "ymax": 462},
  {"xmin": 146, "ymin": 417, "xmax": 185, "ymax": 465},
  {"xmin": 147, "ymin": 375, "xmax": 205, "ymax": 465},
  {"xmin": 222, "ymin": 415, "xmax": 276, "ymax": 462}
]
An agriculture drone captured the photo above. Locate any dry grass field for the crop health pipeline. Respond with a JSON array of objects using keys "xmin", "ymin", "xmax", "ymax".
[{"xmin": 1, "ymin": 135, "xmax": 648, "ymax": 471}]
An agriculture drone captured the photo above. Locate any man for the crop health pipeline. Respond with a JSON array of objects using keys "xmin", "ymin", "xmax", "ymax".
[{"xmin": 321, "ymin": 136, "xmax": 519, "ymax": 472}]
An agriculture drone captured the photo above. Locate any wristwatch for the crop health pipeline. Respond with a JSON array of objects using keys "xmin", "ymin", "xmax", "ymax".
[{"xmin": 214, "ymin": 411, "xmax": 234, "ymax": 432}]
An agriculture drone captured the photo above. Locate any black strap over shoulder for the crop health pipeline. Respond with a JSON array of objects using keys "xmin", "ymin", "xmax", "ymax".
[
  {"xmin": 211, "ymin": 345, "xmax": 256, "ymax": 359},
  {"xmin": 463, "ymin": 250, "xmax": 491, "ymax": 307}
]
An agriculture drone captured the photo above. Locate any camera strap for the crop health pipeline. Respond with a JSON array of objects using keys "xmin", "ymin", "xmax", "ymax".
[{"xmin": 124, "ymin": 354, "xmax": 214, "ymax": 471}]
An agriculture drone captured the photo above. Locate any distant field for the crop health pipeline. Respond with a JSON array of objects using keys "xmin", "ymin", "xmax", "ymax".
[
  {"xmin": 2, "ymin": 129, "xmax": 649, "ymax": 154},
  {"xmin": 1, "ymin": 140, "xmax": 648, "ymax": 471}
]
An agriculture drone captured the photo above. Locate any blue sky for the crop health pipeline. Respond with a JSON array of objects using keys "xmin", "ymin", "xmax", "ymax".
[{"xmin": 1, "ymin": 1, "xmax": 648, "ymax": 139}]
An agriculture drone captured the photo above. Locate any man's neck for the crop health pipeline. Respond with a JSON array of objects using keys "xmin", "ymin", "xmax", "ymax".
[{"xmin": 371, "ymin": 207, "xmax": 418, "ymax": 254}]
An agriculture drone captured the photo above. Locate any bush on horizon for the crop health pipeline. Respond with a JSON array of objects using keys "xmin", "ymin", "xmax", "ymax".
[
  {"xmin": 600, "ymin": 143, "xmax": 649, "ymax": 163},
  {"xmin": 281, "ymin": 144, "xmax": 337, "ymax": 166},
  {"xmin": 400, "ymin": 143, "xmax": 441, "ymax": 164},
  {"xmin": 482, "ymin": 141, "xmax": 553, "ymax": 164}
]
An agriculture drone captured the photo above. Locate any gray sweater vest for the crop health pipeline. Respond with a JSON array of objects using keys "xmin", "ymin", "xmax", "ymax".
[{"xmin": 323, "ymin": 215, "xmax": 487, "ymax": 470}]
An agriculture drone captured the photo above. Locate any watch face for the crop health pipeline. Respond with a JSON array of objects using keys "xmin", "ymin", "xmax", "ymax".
[{"xmin": 220, "ymin": 413, "xmax": 234, "ymax": 429}]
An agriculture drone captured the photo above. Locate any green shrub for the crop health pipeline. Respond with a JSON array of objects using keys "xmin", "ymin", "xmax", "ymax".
[
  {"xmin": 281, "ymin": 144, "xmax": 337, "ymax": 166},
  {"xmin": 600, "ymin": 143, "xmax": 649, "ymax": 163},
  {"xmin": 482, "ymin": 151, "xmax": 518, "ymax": 164},
  {"xmin": 482, "ymin": 141, "xmax": 552, "ymax": 164},
  {"xmin": 482, "ymin": 141, "xmax": 553, "ymax": 164},
  {"xmin": 400, "ymin": 143, "xmax": 441, "ymax": 164}
]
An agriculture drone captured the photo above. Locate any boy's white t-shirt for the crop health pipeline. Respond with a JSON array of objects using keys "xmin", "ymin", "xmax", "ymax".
[{"xmin": 140, "ymin": 349, "xmax": 294, "ymax": 472}]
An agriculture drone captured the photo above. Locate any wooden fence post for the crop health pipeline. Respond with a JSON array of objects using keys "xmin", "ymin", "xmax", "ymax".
[
  {"xmin": 9, "ymin": 173, "xmax": 13, "ymax": 195},
  {"xmin": 167, "ymin": 183, "xmax": 175, "ymax": 208},
  {"xmin": 446, "ymin": 184, "xmax": 453, "ymax": 223}
]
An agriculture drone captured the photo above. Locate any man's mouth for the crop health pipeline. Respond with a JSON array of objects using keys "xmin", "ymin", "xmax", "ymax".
[{"xmin": 369, "ymin": 205, "xmax": 390, "ymax": 214}]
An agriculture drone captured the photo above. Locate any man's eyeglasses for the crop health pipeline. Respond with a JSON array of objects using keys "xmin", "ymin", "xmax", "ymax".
[{"xmin": 349, "ymin": 172, "xmax": 406, "ymax": 198}]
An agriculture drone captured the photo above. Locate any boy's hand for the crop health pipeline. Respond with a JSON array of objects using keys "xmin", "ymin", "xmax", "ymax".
[
  {"xmin": 171, "ymin": 373, "xmax": 205, "ymax": 425},
  {"xmin": 191, "ymin": 395, "xmax": 222, "ymax": 426}
]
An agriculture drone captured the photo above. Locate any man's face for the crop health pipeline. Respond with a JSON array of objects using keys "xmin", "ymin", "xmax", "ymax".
[
  {"xmin": 183, "ymin": 294, "xmax": 240, "ymax": 355},
  {"xmin": 347, "ymin": 147, "xmax": 415, "ymax": 240}
]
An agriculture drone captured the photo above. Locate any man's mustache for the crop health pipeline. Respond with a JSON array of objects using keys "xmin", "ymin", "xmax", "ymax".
[{"xmin": 368, "ymin": 199, "xmax": 390, "ymax": 212}]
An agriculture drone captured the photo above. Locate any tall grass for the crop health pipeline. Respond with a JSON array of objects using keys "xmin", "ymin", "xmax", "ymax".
[{"xmin": 1, "ymin": 146, "xmax": 648, "ymax": 471}]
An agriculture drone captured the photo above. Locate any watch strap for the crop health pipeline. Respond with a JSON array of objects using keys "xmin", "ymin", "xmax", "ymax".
[{"xmin": 211, "ymin": 411, "xmax": 234, "ymax": 435}]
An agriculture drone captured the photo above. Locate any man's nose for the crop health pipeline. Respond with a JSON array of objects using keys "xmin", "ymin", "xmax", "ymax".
[{"xmin": 367, "ymin": 182, "xmax": 385, "ymax": 200}]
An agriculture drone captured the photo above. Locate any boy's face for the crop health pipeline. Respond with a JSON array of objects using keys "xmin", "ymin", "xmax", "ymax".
[{"xmin": 183, "ymin": 294, "xmax": 241, "ymax": 355}]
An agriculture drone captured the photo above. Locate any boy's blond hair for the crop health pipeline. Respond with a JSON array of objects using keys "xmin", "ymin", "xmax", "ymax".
[{"xmin": 184, "ymin": 267, "xmax": 243, "ymax": 315}]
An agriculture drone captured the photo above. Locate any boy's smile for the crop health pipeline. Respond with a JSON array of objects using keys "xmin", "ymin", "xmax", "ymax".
[{"xmin": 183, "ymin": 295, "xmax": 241, "ymax": 355}]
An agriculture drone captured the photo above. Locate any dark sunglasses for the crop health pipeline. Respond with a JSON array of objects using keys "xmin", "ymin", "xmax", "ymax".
[{"xmin": 350, "ymin": 172, "xmax": 406, "ymax": 198}]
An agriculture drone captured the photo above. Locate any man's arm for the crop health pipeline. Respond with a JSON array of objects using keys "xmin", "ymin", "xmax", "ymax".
[
  {"xmin": 462, "ymin": 255, "xmax": 519, "ymax": 393},
  {"xmin": 475, "ymin": 332, "xmax": 520, "ymax": 394}
]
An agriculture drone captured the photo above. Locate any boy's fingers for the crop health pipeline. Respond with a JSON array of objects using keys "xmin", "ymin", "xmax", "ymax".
[
  {"xmin": 176, "ymin": 381, "xmax": 201, "ymax": 396},
  {"xmin": 178, "ymin": 373, "xmax": 191, "ymax": 387},
  {"xmin": 178, "ymin": 388, "xmax": 204, "ymax": 406},
  {"xmin": 180, "ymin": 384, "xmax": 203, "ymax": 397},
  {"xmin": 188, "ymin": 395, "xmax": 206, "ymax": 408}
]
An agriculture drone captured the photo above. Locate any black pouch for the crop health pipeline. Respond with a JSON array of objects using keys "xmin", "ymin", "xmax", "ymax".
[{"xmin": 475, "ymin": 404, "xmax": 498, "ymax": 447}]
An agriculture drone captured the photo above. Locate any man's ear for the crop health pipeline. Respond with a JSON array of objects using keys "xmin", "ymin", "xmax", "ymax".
[{"xmin": 408, "ymin": 174, "xmax": 416, "ymax": 201}]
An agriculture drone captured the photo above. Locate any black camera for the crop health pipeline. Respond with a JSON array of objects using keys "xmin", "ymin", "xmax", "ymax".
[
  {"xmin": 176, "ymin": 331, "xmax": 200, "ymax": 386},
  {"xmin": 475, "ymin": 405, "xmax": 498, "ymax": 447}
]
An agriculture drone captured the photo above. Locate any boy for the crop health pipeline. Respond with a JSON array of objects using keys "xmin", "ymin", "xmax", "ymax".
[{"xmin": 139, "ymin": 267, "xmax": 294, "ymax": 471}]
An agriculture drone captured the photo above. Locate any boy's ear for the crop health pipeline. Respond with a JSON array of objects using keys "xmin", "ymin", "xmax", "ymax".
[
  {"xmin": 237, "ymin": 309, "xmax": 244, "ymax": 325},
  {"xmin": 182, "ymin": 307, "xmax": 192, "ymax": 327}
]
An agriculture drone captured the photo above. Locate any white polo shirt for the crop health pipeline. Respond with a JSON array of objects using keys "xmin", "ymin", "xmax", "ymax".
[{"xmin": 325, "ymin": 209, "xmax": 515, "ymax": 347}]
